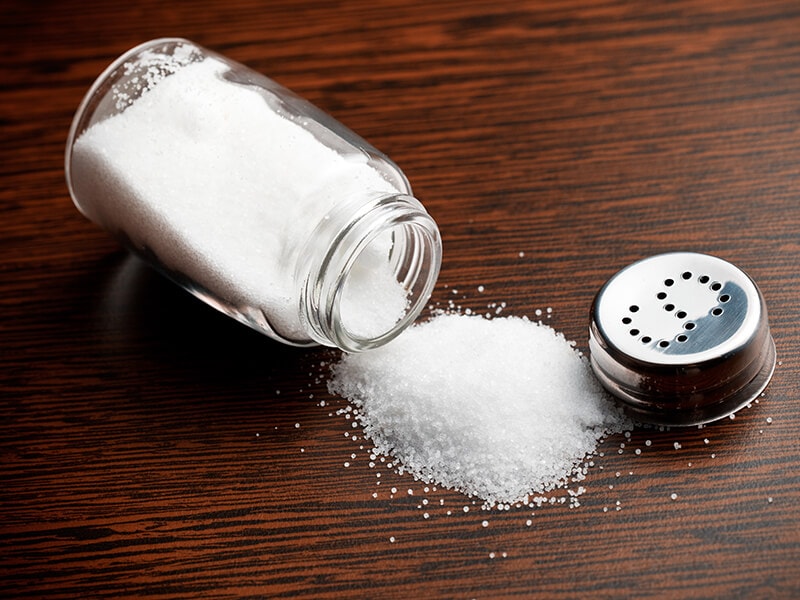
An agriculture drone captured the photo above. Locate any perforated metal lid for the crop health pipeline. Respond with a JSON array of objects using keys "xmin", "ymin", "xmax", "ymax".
[{"xmin": 589, "ymin": 252, "xmax": 775, "ymax": 426}]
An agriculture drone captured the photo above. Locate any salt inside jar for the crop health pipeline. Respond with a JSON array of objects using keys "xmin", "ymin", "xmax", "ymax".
[{"xmin": 65, "ymin": 38, "xmax": 441, "ymax": 352}]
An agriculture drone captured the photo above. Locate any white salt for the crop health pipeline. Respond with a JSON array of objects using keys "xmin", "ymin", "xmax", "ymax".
[
  {"xmin": 328, "ymin": 313, "xmax": 630, "ymax": 507},
  {"xmin": 71, "ymin": 51, "xmax": 407, "ymax": 342}
]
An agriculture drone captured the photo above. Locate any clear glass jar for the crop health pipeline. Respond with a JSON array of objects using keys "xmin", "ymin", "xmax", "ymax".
[{"xmin": 65, "ymin": 38, "xmax": 441, "ymax": 352}]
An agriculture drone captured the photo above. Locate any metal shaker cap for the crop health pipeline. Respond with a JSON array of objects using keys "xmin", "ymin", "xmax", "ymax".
[{"xmin": 589, "ymin": 252, "xmax": 775, "ymax": 426}]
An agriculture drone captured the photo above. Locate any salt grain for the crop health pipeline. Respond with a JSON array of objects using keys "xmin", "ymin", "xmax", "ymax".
[{"xmin": 328, "ymin": 313, "xmax": 630, "ymax": 507}]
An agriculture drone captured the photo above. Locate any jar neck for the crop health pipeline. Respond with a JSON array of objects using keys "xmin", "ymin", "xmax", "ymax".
[{"xmin": 297, "ymin": 192, "xmax": 441, "ymax": 352}]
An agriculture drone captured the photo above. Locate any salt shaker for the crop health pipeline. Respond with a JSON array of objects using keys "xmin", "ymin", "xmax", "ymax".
[{"xmin": 65, "ymin": 38, "xmax": 441, "ymax": 352}]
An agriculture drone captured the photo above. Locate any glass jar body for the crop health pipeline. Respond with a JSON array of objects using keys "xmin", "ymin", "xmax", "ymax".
[{"xmin": 65, "ymin": 38, "xmax": 441, "ymax": 352}]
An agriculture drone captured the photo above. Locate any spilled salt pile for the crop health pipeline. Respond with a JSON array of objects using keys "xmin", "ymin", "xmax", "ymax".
[{"xmin": 328, "ymin": 313, "xmax": 631, "ymax": 507}]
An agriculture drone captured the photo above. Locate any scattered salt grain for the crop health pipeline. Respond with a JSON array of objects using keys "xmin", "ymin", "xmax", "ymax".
[{"xmin": 328, "ymin": 313, "xmax": 630, "ymax": 507}]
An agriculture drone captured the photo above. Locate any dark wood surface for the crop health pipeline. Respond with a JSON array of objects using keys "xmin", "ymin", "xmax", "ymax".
[{"xmin": 2, "ymin": 0, "xmax": 799, "ymax": 597}]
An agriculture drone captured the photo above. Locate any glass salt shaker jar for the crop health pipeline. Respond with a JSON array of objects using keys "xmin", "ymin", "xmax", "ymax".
[{"xmin": 65, "ymin": 38, "xmax": 441, "ymax": 352}]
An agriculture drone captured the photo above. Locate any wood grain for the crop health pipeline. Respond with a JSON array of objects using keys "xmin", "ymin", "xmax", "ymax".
[{"xmin": 2, "ymin": 0, "xmax": 799, "ymax": 597}]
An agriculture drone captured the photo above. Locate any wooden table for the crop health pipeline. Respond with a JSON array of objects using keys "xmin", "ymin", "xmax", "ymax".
[{"xmin": 3, "ymin": 1, "xmax": 799, "ymax": 597}]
